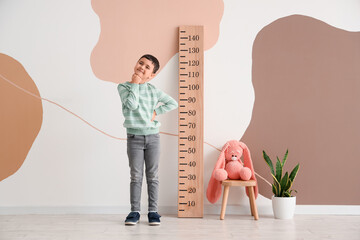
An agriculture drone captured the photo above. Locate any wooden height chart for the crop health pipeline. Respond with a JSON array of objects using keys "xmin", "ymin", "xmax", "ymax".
[{"xmin": 178, "ymin": 26, "xmax": 204, "ymax": 218}]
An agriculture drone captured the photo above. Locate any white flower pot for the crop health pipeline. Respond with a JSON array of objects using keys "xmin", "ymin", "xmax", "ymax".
[{"xmin": 272, "ymin": 196, "xmax": 296, "ymax": 219}]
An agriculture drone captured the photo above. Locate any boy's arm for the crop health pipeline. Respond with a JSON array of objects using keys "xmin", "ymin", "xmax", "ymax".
[
  {"xmin": 154, "ymin": 89, "xmax": 178, "ymax": 115},
  {"xmin": 117, "ymin": 83, "xmax": 140, "ymax": 110}
]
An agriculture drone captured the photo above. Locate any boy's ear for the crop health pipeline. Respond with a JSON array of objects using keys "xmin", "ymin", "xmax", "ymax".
[{"xmin": 149, "ymin": 72, "xmax": 156, "ymax": 80}]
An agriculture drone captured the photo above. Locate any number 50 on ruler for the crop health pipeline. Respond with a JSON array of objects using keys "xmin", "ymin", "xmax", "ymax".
[{"xmin": 178, "ymin": 26, "xmax": 204, "ymax": 218}]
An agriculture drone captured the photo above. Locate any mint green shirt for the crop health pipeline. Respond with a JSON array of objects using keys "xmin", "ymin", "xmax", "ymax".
[{"xmin": 118, "ymin": 82, "xmax": 178, "ymax": 135}]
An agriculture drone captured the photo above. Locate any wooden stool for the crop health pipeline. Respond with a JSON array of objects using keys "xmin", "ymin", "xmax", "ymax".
[{"xmin": 220, "ymin": 180, "xmax": 259, "ymax": 220}]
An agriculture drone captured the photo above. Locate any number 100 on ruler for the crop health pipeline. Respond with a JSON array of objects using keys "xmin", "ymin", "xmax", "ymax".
[{"xmin": 178, "ymin": 26, "xmax": 204, "ymax": 218}]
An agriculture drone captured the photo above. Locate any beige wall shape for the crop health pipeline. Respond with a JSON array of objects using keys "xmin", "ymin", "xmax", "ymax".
[
  {"xmin": 0, "ymin": 53, "xmax": 43, "ymax": 182},
  {"xmin": 242, "ymin": 15, "xmax": 360, "ymax": 205},
  {"xmin": 91, "ymin": 0, "xmax": 224, "ymax": 83}
]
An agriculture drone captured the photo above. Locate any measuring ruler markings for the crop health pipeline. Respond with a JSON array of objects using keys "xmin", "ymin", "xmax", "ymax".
[{"xmin": 178, "ymin": 26, "xmax": 204, "ymax": 218}]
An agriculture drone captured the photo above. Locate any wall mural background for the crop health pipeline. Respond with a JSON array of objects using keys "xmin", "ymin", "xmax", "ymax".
[
  {"xmin": 91, "ymin": 0, "xmax": 223, "ymax": 83},
  {"xmin": 242, "ymin": 15, "xmax": 360, "ymax": 204},
  {"xmin": 0, "ymin": 54, "xmax": 43, "ymax": 182}
]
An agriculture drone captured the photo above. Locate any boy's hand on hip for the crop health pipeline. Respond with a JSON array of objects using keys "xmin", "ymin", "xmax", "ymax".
[
  {"xmin": 130, "ymin": 73, "xmax": 142, "ymax": 84},
  {"xmin": 151, "ymin": 111, "xmax": 156, "ymax": 122}
]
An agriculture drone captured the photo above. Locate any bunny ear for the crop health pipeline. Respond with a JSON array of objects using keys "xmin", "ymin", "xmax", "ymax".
[
  {"xmin": 206, "ymin": 142, "xmax": 229, "ymax": 204},
  {"xmin": 206, "ymin": 175, "xmax": 223, "ymax": 204},
  {"xmin": 221, "ymin": 142, "xmax": 230, "ymax": 152},
  {"xmin": 216, "ymin": 142, "xmax": 229, "ymax": 169},
  {"xmin": 239, "ymin": 142, "xmax": 254, "ymax": 171},
  {"xmin": 239, "ymin": 141, "xmax": 258, "ymax": 199}
]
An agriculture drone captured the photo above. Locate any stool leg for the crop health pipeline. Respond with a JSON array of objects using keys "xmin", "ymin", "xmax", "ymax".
[
  {"xmin": 247, "ymin": 187, "xmax": 254, "ymax": 216},
  {"xmin": 248, "ymin": 186, "xmax": 259, "ymax": 220},
  {"xmin": 220, "ymin": 185, "xmax": 230, "ymax": 220}
]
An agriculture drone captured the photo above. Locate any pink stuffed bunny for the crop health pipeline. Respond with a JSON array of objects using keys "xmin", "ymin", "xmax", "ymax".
[{"xmin": 206, "ymin": 140, "xmax": 258, "ymax": 204}]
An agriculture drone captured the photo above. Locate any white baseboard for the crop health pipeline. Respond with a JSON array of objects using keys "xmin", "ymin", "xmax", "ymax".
[
  {"xmin": 0, "ymin": 205, "xmax": 359, "ymax": 215},
  {"xmin": 294, "ymin": 205, "xmax": 360, "ymax": 215}
]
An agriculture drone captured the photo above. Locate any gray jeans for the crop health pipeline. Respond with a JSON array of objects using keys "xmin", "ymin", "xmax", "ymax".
[{"xmin": 127, "ymin": 133, "xmax": 160, "ymax": 212}]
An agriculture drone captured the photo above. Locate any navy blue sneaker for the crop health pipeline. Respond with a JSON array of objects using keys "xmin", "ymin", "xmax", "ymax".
[
  {"xmin": 148, "ymin": 212, "xmax": 161, "ymax": 226},
  {"xmin": 125, "ymin": 212, "xmax": 140, "ymax": 225}
]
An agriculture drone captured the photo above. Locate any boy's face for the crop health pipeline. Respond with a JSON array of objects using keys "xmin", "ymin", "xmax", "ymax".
[{"xmin": 134, "ymin": 58, "xmax": 156, "ymax": 83}]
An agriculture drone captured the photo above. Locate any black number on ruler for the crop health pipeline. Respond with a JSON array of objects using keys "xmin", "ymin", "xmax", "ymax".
[
  {"xmin": 189, "ymin": 47, "xmax": 200, "ymax": 53},
  {"xmin": 188, "ymin": 72, "xmax": 200, "ymax": 78},
  {"xmin": 189, "ymin": 35, "xmax": 200, "ymax": 41},
  {"xmin": 188, "ymin": 201, "xmax": 196, "ymax": 206},
  {"xmin": 188, "ymin": 148, "xmax": 196, "ymax": 154},
  {"xmin": 188, "ymin": 122, "xmax": 196, "ymax": 128},
  {"xmin": 188, "ymin": 135, "xmax": 196, "ymax": 141},
  {"xmin": 189, "ymin": 60, "xmax": 200, "ymax": 66},
  {"xmin": 189, "ymin": 84, "xmax": 200, "ymax": 90},
  {"xmin": 188, "ymin": 97, "xmax": 196, "ymax": 103},
  {"xmin": 188, "ymin": 174, "xmax": 196, "ymax": 180},
  {"xmin": 188, "ymin": 110, "xmax": 196, "ymax": 116},
  {"xmin": 188, "ymin": 187, "xmax": 196, "ymax": 193},
  {"xmin": 189, "ymin": 161, "xmax": 196, "ymax": 167}
]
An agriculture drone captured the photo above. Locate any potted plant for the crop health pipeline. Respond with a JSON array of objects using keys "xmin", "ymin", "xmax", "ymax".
[{"xmin": 263, "ymin": 149, "xmax": 300, "ymax": 219}]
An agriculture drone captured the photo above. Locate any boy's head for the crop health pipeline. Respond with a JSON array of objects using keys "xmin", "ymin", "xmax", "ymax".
[
  {"xmin": 140, "ymin": 54, "xmax": 160, "ymax": 74},
  {"xmin": 134, "ymin": 54, "xmax": 160, "ymax": 83}
]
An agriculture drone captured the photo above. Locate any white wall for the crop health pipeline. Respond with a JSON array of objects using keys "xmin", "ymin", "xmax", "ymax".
[{"xmin": 0, "ymin": 0, "xmax": 359, "ymax": 214}]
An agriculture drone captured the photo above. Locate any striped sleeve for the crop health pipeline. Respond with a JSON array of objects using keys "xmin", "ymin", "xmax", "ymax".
[
  {"xmin": 117, "ymin": 83, "xmax": 140, "ymax": 110},
  {"xmin": 154, "ymin": 88, "xmax": 178, "ymax": 115}
]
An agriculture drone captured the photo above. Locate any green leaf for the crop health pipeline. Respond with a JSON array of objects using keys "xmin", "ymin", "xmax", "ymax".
[
  {"xmin": 279, "ymin": 172, "xmax": 288, "ymax": 197},
  {"xmin": 282, "ymin": 149, "xmax": 288, "ymax": 166},
  {"xmin": 285, "ymin": 178, "xmax": 293, "ymax": 192},
  {"xmin": 281, "ymin": 172, "xmax": 289, "ymax": 187},
  {"xmin": 289, "ymin": 189, "xmax": 298, "ymax": 196},
  {"xmin": 273, "ymin": 182, "xmax": 280, "ymax": 196},
  {"xmin": 272, "ymin": 185, "xmax": 277, "ymax": 195},
  {"xmin": 289, "ymin": 164, "xmax": 300, "ymax": 182},
  {"xmin": 275, "ymin": 159, "xmax": 282, "ymax": 182},
  {"xmin": 263, "ymin": 151, "xmax": 274, "ymax": 175},
  {"xmin": 271, "ymin": 173, "xmax": 281, "ymax": 196},
  {"xmin": 271, "ymin": 173, "xmax": 280, "ymax": 185}
]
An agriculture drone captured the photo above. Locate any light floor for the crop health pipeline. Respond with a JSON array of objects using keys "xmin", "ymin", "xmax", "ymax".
[{"xmin": 0, "ymin": 214, "xmax": 359, "ymax": 240}]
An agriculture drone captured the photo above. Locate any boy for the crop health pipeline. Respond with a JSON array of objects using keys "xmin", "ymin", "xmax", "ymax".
[{"xmin": 117, "ymin": 54, "xmax": 178, "ymax": 225}]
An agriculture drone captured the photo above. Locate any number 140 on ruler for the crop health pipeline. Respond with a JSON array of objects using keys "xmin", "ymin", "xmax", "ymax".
[{"xmin": 178, "ymin": 26, "xmax": 204, "ymax": 218}]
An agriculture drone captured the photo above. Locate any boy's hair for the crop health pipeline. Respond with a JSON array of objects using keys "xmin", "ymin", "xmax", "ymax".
[{"xmin": 139, "ymin": 54, "xmax": 160, "ymax": 74}]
